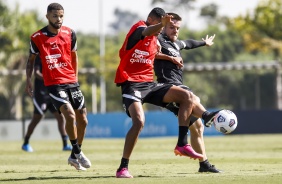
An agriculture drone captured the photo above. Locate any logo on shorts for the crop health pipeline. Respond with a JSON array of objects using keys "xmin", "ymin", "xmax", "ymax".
[
  {"xmin": 59, "ymin": 91, "xmax": 67, "ymax": 98},
  {"xmin": 41, "ymin": 103, "xmax": 47, "ymax": 111},
  {"xmin": 134, "ymin": 91, "xmax": 141, "ymax": 98},
  {"xmin": 71, "ymin": 90, "xmax": 83, "ymax": 102}
]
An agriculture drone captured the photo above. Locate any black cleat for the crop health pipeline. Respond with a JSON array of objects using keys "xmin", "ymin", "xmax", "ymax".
[
  {"xmin": 203, "ymin": 110, "xmax": 220, "ymax": 127},
  {"xmin": 199, "ymin": 164, "xmax": 222, "ymax": 173}
]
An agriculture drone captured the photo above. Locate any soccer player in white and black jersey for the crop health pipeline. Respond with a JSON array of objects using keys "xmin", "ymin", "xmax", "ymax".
[{"xmin": 154, "ymin": 12, "xmax": 221, "ymax": 173}]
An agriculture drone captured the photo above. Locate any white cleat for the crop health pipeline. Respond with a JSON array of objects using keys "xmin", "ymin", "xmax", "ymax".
[
  {"xmin": 68, "ymin": 156, "xmax": 87, "ymax": 171},
  {"xmin": 75, "ymin": 151, "xmax": 91, "ymax": 168}
]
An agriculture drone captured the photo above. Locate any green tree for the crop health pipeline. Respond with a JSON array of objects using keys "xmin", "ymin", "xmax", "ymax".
[
  {"xmin": 178, "ymin": 26, "xmax": 244, "ymax": 64},
  {"xmin": 0, "ymin": 0, "xmax": 45, "ymax": 119},
  {"xmin": 76, "ymin": 31, "xmax": 125, "ymax": 113},
  {"xmin": 103, "ymin": 33, "xmax": 127, "ymax": 112},
  {"xmin": 109, "ymin": 8, "xmax": 141, "ymax": 34},
  {"xmin": 174, "ymin": 1, "xmax": 278, "ymax": 110},
  {"xmin": 232, "ymin": 0, "xmax": 282, "ymax": 59},
  {"xmin": 200, "ymin": 3, "xmax": 218, "ymax": 19}
]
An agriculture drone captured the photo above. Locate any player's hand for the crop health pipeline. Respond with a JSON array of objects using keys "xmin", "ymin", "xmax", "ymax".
[
  {"xmin": 203, "ymin": 34, "xmax": 215, "ymax": 46},
  {"xmin": 161, "ymin": 14, "xmax": 173, "ymax": 27},
  {"xmin": 171, "ymin": 57, "xmax": 184, "ymax": 67},
  {"xmin": 25, "ymin": 80, "xmax": 33, "ymax": 97}
]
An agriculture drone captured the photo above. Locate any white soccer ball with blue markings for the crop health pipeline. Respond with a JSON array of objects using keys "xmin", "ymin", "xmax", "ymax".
[{"xmin": 213, "ymin": 110, "xmax": 238, "ymax": 134}]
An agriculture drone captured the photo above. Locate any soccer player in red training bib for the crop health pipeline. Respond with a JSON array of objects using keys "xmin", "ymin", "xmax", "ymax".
[
  {"xmin": 25, "ymin": 3, "xmax": 91, "ymax": 171},
  {"xmin": 114, "ymin": 7, "xmax": 220, "ymax": 178}
]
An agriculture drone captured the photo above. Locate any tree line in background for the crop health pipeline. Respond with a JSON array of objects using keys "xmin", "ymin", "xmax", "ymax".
[{"xmin": 0, "ymin": 0, "xmax": 281, "ymax": 119}]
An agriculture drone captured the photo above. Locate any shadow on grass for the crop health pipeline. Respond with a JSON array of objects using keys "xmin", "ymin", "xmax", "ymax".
[
  {"xmin": 0, "ymin": 175, "xmax": 115, "ymax": 182},
  {"xmin": 1, "ymin": 174, "xmax": 170, "ymax": 181}
]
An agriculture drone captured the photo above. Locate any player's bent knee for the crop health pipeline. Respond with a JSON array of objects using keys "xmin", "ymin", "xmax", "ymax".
[{"xmin": 179, "ymin": 90, "xmax": 193, "ymax": 103}]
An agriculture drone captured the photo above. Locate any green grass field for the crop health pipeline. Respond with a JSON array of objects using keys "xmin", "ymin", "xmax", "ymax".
[{"xmin": 1, "ymin": 134, "xmax": 282, "ymax": 184}]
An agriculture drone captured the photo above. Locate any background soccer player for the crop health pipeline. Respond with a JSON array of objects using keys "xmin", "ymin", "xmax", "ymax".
[
  {"xmin": 25, "ymin": 3, "xmax": 91, "ymax": 171},
  {"xmin": 22, "ymin": 56, "xmax": 72, "ymax": 152}
]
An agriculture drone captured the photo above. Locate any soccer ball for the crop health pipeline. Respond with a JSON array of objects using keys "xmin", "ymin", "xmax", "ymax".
[{"xmin": 213, "ymin": 110, "xmax": 238, "ymax": 134}]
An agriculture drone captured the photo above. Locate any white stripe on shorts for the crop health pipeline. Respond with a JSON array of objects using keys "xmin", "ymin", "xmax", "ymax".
[
  {"xmin": 49, "ymin": 93, "xmax": 70, "ymax": 104},
  {"xmin": 33, "ymin": 98, "xmax": 44, "ymax": 115},
  {"xmin": 78, "ymin": 96, "xmax": 84, "ymax": 110},
  {"xmin": 122, "ymin": 94, "xmax": 141, "ymax": 102}
]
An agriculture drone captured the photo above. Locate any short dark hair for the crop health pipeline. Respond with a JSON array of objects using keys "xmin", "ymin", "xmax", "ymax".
[
  {"xmin": 47, "ymin": 3, "xmax": 64, "ymax": 12},
  {"xmin": 167, "ymin": 12, "xmax": 182, "ymax": 21},
  {"xmin": 148, "ymin": 7, "xmax": 166, "ymax": 19}
]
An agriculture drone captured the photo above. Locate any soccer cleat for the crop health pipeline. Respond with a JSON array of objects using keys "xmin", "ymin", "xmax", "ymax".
[
  {"xmin": 199, "ymin": 164, "xmax": 222, "ymax": 173},
  {"xmin": 22, "ymin": 144, "xmax": 33, "ymax": 152},
  {"xmin": 63, "ymin": 144, "xmax": 72, "ymax": 151},
  {"xmin": 75, "ymin": 151, "xmax": 91, "ymax": 168},
  {"xmin": 174, "ymin": 144, "xmax": 203, "ymax": 160},
  {"xmin": 116, "ymin": 168, "xmax": 133, "ymax": 178},
  {"xmin": 203, "ymin": 110, "xmax": 220, "ymax": 127},
  {"xmin": 68, "ymin": 156, "xmax": 87, "ymax": 171}
]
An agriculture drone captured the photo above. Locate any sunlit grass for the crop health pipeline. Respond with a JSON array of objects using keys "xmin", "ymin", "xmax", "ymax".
[{"xmin": 1, "ymin": 134, "xmax": 282, "ymax": 184}]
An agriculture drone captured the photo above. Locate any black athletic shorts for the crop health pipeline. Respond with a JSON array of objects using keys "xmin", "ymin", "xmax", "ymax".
[
  {"xmin": 46, "ymin": 83, "xmax": 85, "ymax": 111},
  {"xmin": 33, "ymin": 89, "xmax": 56, "ymax": 115},
  {"xmin": 120, "ymin": 81, "xmax": 173, "ymax": 117},
  {"xmin": 165, "ymin": 84, "xmax": 199, "ymax": 126}
]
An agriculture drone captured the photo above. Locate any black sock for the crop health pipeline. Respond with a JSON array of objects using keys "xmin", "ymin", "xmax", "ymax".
[
  {"xmin": 71, "ymin": 150, "xmax": 76, "ymax": 159},
  {"xmin": 62, "ymin": 135, "xmax": 68, "ymax": 147},
  {"xmin": 71, "ymin": 143, "xmax": 82, "ymax": 159},
  {"xmin": 200, "ymin": 159, "xmax": 210, "ymax": 168},
  {"xmin": 24, "ymin": 136, "xmax": 30, "ymax": 145},
  {"xmin": 202, "ymin": 111, "xmax": 210, "ymax": 120},
  {"xmin": 177, "ymin": 126, "xmax": 188, "ymax": 147},
  {"xmin": 117, "ymin": 158, "xmax": 129, "ymax": 171},
  {"xmin": 70, "ymin": 139, "xmax": 81, "ymax": 155}
]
